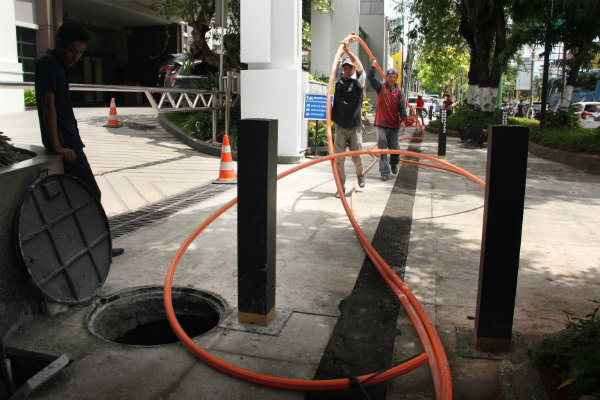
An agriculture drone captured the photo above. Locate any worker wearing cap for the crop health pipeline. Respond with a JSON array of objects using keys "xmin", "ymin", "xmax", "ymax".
[
  {"xmin": 331, "ymin": 39, "xmax": 366, "ymax": 197},
  {"xmin": 368, "ymin": 59, "xmax": 407, "ymax": 180}
]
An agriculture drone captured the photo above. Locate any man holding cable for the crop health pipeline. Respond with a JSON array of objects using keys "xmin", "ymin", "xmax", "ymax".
[
  {"xmin": 368, "ymin": 59, "xmax": 407, "ymax": 180},
  {"xmin": 331, "ymin": 38, "xmax": 366, "ymax": 197}
]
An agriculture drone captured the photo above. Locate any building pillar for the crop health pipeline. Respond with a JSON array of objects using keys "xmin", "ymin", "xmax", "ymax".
[
  {"xmin": 310, "ymin": 0, "xmax": 360, "ymax": 77},
  {"xmin": 240, "ymin": 0, "xmax": 307, "ymax": 163},
  {"xmin": 0, "ymin": 0, "xmax": 24, "ymax": 113}
]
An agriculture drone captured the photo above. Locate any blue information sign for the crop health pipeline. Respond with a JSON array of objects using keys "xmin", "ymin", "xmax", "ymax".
[{"xmin": 304, "ymin": 94, "xmax": 332, "ymax": 120}]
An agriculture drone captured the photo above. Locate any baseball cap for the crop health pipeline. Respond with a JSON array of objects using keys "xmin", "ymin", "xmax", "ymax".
[
  {"xmin": 341, "ymin": 56, "xmax": 353, "ymax": 66},
  {"xmin": 386, "ymin": 68, "xmax": 399, "ymax": 76}
]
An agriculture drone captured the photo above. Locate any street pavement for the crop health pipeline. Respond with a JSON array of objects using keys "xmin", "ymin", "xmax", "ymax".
[{"xmin": 3, "ymin": 107, "xmax": 600, "ymax": 399}]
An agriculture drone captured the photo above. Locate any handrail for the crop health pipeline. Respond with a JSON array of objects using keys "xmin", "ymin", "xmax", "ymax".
[{"xmin": 0, "ymin": 72, "xmax": 240, "ymax": 115}]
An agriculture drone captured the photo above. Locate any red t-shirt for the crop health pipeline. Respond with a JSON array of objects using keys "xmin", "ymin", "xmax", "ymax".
[
  {"xmin": 416, "ymin": 98, "xmax": 425, "ymax": 110},
  {"xmin": 443, "ymin": 98, "xmax": 454, "ymax": 109}
]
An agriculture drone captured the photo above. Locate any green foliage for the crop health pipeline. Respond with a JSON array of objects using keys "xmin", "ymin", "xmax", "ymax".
[
  {"xmin": 183, "ymin": 112, "xmax": 213, "ymax": 140},
  {"xmin": 528, "ymin": 300, "xmax": 600, "ymax": 398},
  {"xmin": 359, "ymin": 26, "xmax": 369, "ymax": 39},
  {"xmin": 164, "ymin": 102, "xmax": 240, "ymax": 150},
  {"xmin": 307, "ymin": 120, "xmax": 328, "ymax": 147},
  {"xmin": 428, "ymin": 106, "xmax": 600, "ymax": 154},
  {"xmin": 361, "ymin": 94, "xmax": 373, "ymax": 122},
  {"xmin": 414, "ymin": 46, "xmax": 469, "ymax": 95},
  {"xmin": 544, "ymin": 107, "xmax": 580, "ymax": 129},
  {"xmin": 0, "ymin": 132, "xmax": 18, "ymax": 166},
  {"xmin": 309, "ymin": 73, "xmax": 329, "ymax": 83},
  {"xmin": 24, "ymin": 89, "xmax": 36, "ymax": 107},
  {"xmin": 529, "ymin": 124, "xmax": 600, "ymax": 153}
]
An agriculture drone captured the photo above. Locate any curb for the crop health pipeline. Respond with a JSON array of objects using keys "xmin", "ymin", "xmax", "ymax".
[
  {"xmin": 158, "ymin": 113, "xmax": 304, "ymax": 164},
  {"xmin": 528, "ymin": 142, "xmax": 600, "ymax": 174}
]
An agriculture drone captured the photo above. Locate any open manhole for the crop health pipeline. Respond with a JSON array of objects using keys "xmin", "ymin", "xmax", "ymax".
[{"xmin": 87, "ymin": 286, "xmax": 226, "ymax": 346}]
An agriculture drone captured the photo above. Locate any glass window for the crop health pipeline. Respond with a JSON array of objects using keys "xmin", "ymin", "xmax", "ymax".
[{"xmin": 16, "ymin": 27, "xmax": 37, "ymax": 82}]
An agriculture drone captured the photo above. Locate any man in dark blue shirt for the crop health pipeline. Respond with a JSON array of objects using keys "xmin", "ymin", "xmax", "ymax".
[
  {"xmin": 35, "ymin": 23, "xmax": 124, "ymax": 257},
  {"xmin": 331, "ymin": 39, "xmax": 366, "ymax": 197},
  {"xmin": 35, "ymin": 22, "xmax": 99, "ymax": 199}
]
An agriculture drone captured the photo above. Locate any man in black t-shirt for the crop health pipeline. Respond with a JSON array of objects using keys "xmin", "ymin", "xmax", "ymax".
[
  {"xmin": 35, "ymin": 23, "xmax": 123, "ymax": 257},
  {"xmin": 35, "ymin": 22, "xmax": 100, "ymax": 200},
  {"xmin": 331, "ymin": 39, "xmax": 366, "ymax": 197}
]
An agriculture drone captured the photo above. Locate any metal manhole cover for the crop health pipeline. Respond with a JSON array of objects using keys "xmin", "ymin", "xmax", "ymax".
[{"xmin": 16, "ymin": 174, "xmax": 112, "ymax": 304}]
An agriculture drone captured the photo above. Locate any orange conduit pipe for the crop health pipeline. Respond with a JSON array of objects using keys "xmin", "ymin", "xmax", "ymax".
[
  {"xmin": 164, "ymin": 33, "xmax": 485, "ymax": 397},
  {"xmin": 163, "ymin": 148, "xmax": 484, "ymax": 394}
]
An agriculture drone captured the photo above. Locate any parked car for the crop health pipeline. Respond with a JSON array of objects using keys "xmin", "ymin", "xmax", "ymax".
[
  {"xmin": 531, "ymin": 101, "xmax": 553, "ymax": 120},
  {"xmin": 157, "ymin": 53, "xmax": 185, "ymax": 87},
  {"xmin": 571, "ymin": 101, "xmax": 600, "ymax": 129},
  {"xmin": 163, "ymin": 60, "xmax": 218, "ymax": 88}
]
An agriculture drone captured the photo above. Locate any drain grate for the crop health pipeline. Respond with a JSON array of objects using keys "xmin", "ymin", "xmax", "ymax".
[{"xmin": 108, "ymin": 182, "xmax": 233, "ymax": 239}]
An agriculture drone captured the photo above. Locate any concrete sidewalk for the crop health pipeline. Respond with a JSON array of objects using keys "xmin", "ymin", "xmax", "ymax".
[{"xmin": 3, "ymin": 108, "xmax": 600, "ymax": 399}]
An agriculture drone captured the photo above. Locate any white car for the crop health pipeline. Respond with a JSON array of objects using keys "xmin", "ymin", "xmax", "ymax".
[
  {"xmin": 407, "ymin": 96, "xmax": 434, "ymax": 119},
  {"xmin": 571, "ymin": 101, "xmax": 600, "ymax": 129}
]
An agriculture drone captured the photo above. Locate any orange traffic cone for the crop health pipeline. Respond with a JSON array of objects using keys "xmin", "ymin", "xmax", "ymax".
[
  {"xmin": 103, "ymin": 98, "xmax": 121, "ymax": 128},
  {"xmin": 213, "ymin": 134, "xmax": 236, "ymax": 184}
]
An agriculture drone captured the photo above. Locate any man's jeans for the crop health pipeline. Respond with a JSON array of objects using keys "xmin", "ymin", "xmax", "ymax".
[
  {"xmin": 334, "ymin": 125, "xmax": 364, "ymax": 188},
  {"xmin": 376, "ymin": 126, "xmax": 400, "ymax": 177}
]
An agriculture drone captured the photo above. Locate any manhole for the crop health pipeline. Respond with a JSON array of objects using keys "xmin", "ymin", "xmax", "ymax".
[{"xmin": 87, "ymin": 287, "xmax": 226, "ymax": 346}]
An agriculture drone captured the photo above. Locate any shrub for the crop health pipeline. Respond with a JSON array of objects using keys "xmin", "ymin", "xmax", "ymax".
[
  {"xmin": 182, "ymin": 112, "xmax": 213, "ymax": 141},
  {"xmin": 24, "ymin": 89, "xmax": 36, "ymax": 107},
  {"xmin": 307, "ymin": 120, "xmax": 328, "ymax": 147},
  {"xmin": 0, "ymin": 132, "xmax": 18, "ymax": 166},
  {"xmin": 528, "ymin": 300, "xmax": 600, "ymax": 399}
]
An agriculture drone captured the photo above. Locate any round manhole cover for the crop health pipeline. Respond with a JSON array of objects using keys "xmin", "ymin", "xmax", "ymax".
[
  {"xmin": 87, "ymin": 287, "xmax": 226, "ymax": 346},
  {"xmin": 15, "ymin": 174, "xmax": 111, "ymax": 304}
]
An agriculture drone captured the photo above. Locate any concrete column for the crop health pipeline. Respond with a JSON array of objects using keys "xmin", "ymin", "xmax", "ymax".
[
  {"xmin": 0, "ymin": 0, "xmax": 24, "ymax": 113},
  {"xmin": 310, "ymin": 0, "xmax": 359, "ymax": 77},
  {"xmin": 240, "ymin": 0, "xmax": 307, "ymax": 163},
  {"xmin": 359, "ymin": 0, "xmax": 386, "ymax": 108}
]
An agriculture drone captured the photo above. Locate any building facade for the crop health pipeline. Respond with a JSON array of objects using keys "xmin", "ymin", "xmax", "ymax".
[{"xmin": 1, "ymin": 0, "xmax": 187, "ymax": 113}]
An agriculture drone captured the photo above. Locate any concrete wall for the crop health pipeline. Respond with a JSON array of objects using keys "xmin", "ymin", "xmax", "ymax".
[
  {"xmin": 0, "ymin": 147, "xmax": 63, "ymax": 339},
  {"xmin": 1, "ymin": 0, "xmax": 25, "ymax": 113},
  {"xmin": 240, "ymin": 0, "xmax": 307, "ymax": 162}
]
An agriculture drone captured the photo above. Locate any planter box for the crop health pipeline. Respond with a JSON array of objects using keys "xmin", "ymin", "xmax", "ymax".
[{"xmin": 0, "ymin": 145, "xmax": 63, "ymax": 339}]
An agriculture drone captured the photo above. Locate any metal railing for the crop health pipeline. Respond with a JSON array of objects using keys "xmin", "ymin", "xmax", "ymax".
[{"xmin": 0, "ymin": 71, "xmax": 240, "ymax": 140}]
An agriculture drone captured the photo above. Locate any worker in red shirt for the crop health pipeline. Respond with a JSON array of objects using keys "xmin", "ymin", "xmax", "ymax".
[
  {"xmin": 443, "ymin": 94, "xmax": 454, "ymax": 115},
  {"xmin": 415, "ymin": 95, "xmax": 425, "ymax": 125}
]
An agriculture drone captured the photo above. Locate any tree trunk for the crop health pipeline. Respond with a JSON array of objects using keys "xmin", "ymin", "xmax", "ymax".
[
  {"xmin": 559, "ymin": 60, "xmax": 584, "ymax": 112},
  {"xmin": 458, "ymin": 0, "xmax": 506, "ymax": 111}
]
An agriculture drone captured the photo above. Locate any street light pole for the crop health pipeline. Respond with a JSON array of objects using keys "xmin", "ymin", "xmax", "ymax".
[{"xmin": 540, "ymin": 0, "xmax": 553, "ymax": 128}]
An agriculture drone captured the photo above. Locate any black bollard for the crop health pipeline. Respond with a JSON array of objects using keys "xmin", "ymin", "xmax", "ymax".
[
  {"xmin": 237, "ymin": 119, "xmax": 278, "ymax": 326},
  {"xmin": 475, "ymin": 125, "xmax": 529, "ymax": 351},
  {"xmin": 438, "ymin": 109, "xmax": 447, "ymax": 159}
]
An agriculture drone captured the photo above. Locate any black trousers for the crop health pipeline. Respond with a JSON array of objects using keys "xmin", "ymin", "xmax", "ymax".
[{"xmin": 63, "ymin": 146, "xmax": 101, "ymax": 200}]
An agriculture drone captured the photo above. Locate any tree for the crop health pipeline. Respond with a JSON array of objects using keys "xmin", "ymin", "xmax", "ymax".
[
  {"xmin": 158, "ymin": 0, "xmax": 333, "ymax": 71},
  {"xmin": 158, "ymin": 0, "xmax": 241, "ymax": 69},
  {"xmin": 414, "ymin": 46, "xmax": 469, "ymax": 96},
  {"xmin": 403, "ymin": 0, "xmax": 542, "ymax": 111},
  {"xmin": 551, "ymin": 0, "xmax": 600, "ymax": 110}
]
